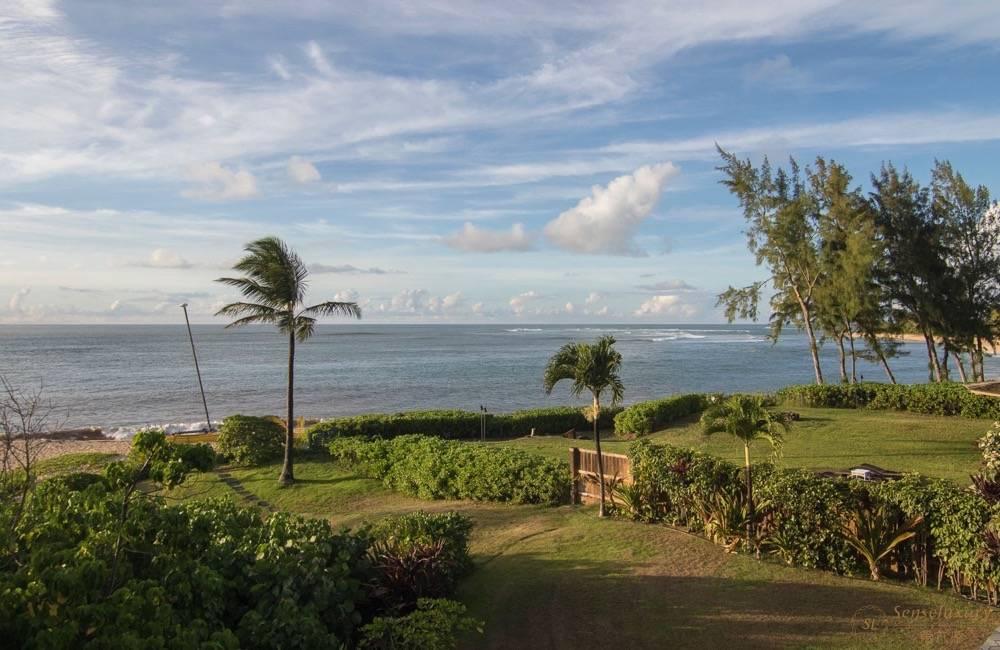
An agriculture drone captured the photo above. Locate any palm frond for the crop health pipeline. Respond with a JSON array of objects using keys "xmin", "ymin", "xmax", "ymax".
[
  {"xmin": 543, "ymin": 343, "xmax": 580, "ymax": 394},
  {"xmin": 216, "ymin": 277, "xmax": 282, "ymax": 306},
  {"xmin": 214, "ymin": 302, "xmax": 282, "ymax": 320},
  {"xmin": 300, "ymin": 301, "xmax": 362, "ymax": 319}
]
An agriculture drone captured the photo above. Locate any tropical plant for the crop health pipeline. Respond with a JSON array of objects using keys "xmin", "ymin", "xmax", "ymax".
[
  {"xmin": 216, "ymin": 236, "xmax": 361, "ymax": 485},
  {"xmin": 696, "ymin": 484, "xmax": 769, "ymax": 553},
  {"xmin": 543, "ymin": 335, "xmax": 624, "ymax": 517},
  {"xmin": 839, "ymin": 498, "xmax": 924, "ymax": 580},
  {"xmin": 217, "ymin": 414, "xmax": 285, "ymax": 466},
  {"xmin": 611, "ymin": 481, "xmax": 648, "ymax": 521},
  {"xmin": 700, "ymin": 394, "xmax": 788, "ymax": 546}
]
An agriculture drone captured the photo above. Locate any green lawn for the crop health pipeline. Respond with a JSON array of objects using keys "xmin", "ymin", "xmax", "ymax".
[
  {"xmin": 35, "ymin": 451, "xmax": 122, "ymax": 478},
  {"xmin": 493, "ymin": 407, "xmax": 991, "ymax": 483},
  {"xmin": 169, "ymin": 457, "xmax": 1000, "ymax": 649}
]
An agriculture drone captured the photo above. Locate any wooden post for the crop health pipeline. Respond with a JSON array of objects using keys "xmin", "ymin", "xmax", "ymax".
[{"xmin": 570, "ymin": 447, "xmax": 580, "ymax": 505}]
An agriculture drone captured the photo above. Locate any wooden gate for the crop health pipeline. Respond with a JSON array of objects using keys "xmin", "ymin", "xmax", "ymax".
[{"xmin": 569, "ymin": 447, "xmax": 631, "ymax": 505}]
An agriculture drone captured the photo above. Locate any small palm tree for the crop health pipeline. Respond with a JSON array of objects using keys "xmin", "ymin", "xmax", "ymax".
[
  {"xmin": 216, "ymin": 237, "xmax": 361, "ymax": 486},
  {"xmin": 700, "ymin": 395, "xmax": 787, "ymax": 546},
  {"xmin": 543, "ymin": 335, "xmax": 624, "ymax": 517}
]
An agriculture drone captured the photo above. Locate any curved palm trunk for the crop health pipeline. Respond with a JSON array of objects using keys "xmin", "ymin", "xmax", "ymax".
[
  {"xmin": 593, "ymin": 395, "xmax": 606, "ymax": 518},
  {"xmin": 279, "ymin": 329, "xmax": 296, "ymax": 485}
]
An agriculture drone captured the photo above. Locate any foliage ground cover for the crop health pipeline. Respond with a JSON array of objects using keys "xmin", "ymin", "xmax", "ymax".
[{"xmin": 168, "ymin": 456, "xmax": 1000, "ymax": 649}]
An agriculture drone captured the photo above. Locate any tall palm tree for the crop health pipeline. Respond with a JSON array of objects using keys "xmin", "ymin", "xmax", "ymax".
[
  {"xmin": 216, "ymin": 237, "xmax": 361, "ymax": 486},
  {"xmin": 543, "ymin": 335, "xmax": 624, "ymax": 517},
  {"xmin": 700, "ymin": 394, "xmax": 787, "ymax": 545}
]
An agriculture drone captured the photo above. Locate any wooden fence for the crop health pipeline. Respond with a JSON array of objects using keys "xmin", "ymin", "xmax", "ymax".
[{"xmin": 569, "ymin": 447, "xmax": 632, "ymax": 505}]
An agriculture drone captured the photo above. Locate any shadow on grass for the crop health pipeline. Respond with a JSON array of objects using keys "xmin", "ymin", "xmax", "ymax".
[{"xmin": 458, "ymin": 554, "xmax": 999, "ymax": 650}]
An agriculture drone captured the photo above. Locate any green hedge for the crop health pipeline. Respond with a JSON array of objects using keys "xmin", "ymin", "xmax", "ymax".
[
  {"xmin": 776, "ymin": 382, "xmax": 1000, "ymax": 419},
  {"xmin": 2, "ymin": 477, "xmax": 477, "ymax": 648},
  {"xmin": 626, "ymin": 439, "xmax": 1000, "ymax": 599},
  {"xmin": 329, "ymin": 435, "xmax": 570, "ymax": 505},
  {"xmin": 307, "ymin": 406, "xmax": 621, "ymax": 451},
  {"xmin": 218, "ymin": 414, "xmax": 286, "ymax": 466},
  {"xmin": 613, "ymin": 393, "xmax": 710, "ymax": 436}
]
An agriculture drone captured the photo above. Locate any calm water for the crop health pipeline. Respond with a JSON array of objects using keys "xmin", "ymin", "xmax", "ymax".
[{"xmin": 0, "ymin": 323, "xmax": 988, "ymax": 433}]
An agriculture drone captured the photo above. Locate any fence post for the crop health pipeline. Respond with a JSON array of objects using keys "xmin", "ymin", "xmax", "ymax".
[{"xmin": 569, "ymin": 447, "xmax": 580, "ymax": 505}]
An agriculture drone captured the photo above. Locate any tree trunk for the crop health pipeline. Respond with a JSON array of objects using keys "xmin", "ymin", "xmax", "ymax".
[
  {"xmin": 846, "ymin": 322, "xmax": 858, "ymax": 384},
  {"xmin": 941, "ymin": 343, "xmax": 952, "ymax": 382},
  {"xmin": 956, "ymin": 353, "xmax": 969, "ymax": 384},
  {"xmin": 593, "ymin": 395, "xmax": 606, "ymax": 518},
  {"xmin": 976, "ymin": 337, "xmax": 986, "ymax": 382},
  {"xmin": 795, "ymin": 296, "xmax": 823, "ymax": 385},
  {"xmin": 923, "ymin": 331, "xmax": 943, "ymax": 382},
  {"xmin": 835, "ymin": 335, "xmax": 847, "ymax": 384},
  {"xmin": 279, "ymin": 329, "xmax": 296, "ymax": 486},
  {"xmin": 877, "ymin": 348, "xmax": 898, "ymax": 384},
  {"xmin": 744, "ymin": 443, "xmax": 754, "ymax": 550}
]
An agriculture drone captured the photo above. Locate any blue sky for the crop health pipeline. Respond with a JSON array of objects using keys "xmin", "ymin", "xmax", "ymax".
[{"xmin": 2, "ymin": 0, "xmax": 999, "ymax": 324}]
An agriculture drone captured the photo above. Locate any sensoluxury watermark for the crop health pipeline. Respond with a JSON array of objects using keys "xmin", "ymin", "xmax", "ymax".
[{"xmin": 853, "ymin": 603, "xmax": 1000, "ymax": 636}]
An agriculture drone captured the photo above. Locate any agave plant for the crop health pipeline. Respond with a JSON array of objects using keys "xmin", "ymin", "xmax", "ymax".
[
  {"xmin": 695, "ymin": 486, "xmax": 770, "ymax": 554},
  {"xmin": 611, "ymin": 482, "xmax": 648, "ymax": 521},
  {"xmin": 839, "ymin": 500, "xmax": 924, "ymax": 581}
]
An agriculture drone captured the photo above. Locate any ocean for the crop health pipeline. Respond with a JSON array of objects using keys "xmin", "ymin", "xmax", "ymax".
[{"xmin": 0, "ymin": 323, "xmax": 987, "ymax": 437}]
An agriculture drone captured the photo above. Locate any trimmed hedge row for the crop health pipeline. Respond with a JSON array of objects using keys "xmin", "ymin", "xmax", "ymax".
[
  {"xmin": 307, "ymin": 406, "xmax": 621, "ymax": 450},
  {"xmin": 328, "ymin": 435, "xmax": 570, "ymax": 505},
  {"xmin": 776, "ymin": 382, "xmax": 1000, "ymax": 419},
  {"xmin": 626, "ymin": 439, "xmax": 1000, "ymax": 600},
  {"xmin": 613, "ymin": 393, "xmax": 710, "ymax": 436}
]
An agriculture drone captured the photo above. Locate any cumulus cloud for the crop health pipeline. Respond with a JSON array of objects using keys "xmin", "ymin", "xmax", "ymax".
[
  {"xmin": 309, "ymin": 263, "xmax": 400, "ymax": 275},
  {"xmin": 287, "ymin": 155, "xmax": 321, "ymax": 183},
  {"xmin": 183, "ymin": 162, "xmax": 259, "ymax": 201},
  {"xmin": 564, "ymin": 302, "xmax": 575, "ymax": 314},
  {"xmin": 635, "ymin": 279, "xmax": 697, "ymax": 293},
  {"xmin": 8, "ymin": 288, "xmax": 30, "ymax": 312},
  {"xmin": 509, "ymin": 290, "xmax": 541, "ymax": 315},
  {"xmin": 334, "ymin": 289, "xmax": 359, "ymax": 302},
  {"xmin": 543, "ymin": 163, "xmax": 678, "ymax": 255},
  {"xmin": 634, "ymin": 295, "xmax": 697, "ymax": 318},
  {"xmin": 443, "ymin": 222, "xmax": 533, "ymax": 253},
  {"xmin": 131, "ymin": 249, "xmax": 192, "ymax": 269},
  {"xmin": 377, "ymin": 289, "xmax": 463, "ymax": 316},
  {"xmin": 584, "ymin": 291, "xmax": 602, "ymax": 305}
]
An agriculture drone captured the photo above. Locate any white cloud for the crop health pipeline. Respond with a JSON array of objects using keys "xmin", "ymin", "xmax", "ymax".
[
  {"xmin": 564, "ymin": 302, "xmax": 575, "ymax": 314},
  {"xmin": 584, "ymin": 291, "xmax": 602, "ymax": 305},
  {"xmin": 309, "ymin": 263, "xmax": 400, "ymax": 274},
  {"xmin": 636, "ymin": 279, "xmax": 697, "ymax": 293},
  {"xmin": 444, "ymin": 222, "xmax": 533, "ymax": 253},
  {"xmin": 131, "ymin": 249, "xmax": 192, "ymax": 269},
  {"xmin": 8, "ymin": 288, "xmax": 30, "ymax": 312},
  {"xmin": 634, "ymin": 294, "xmax": 697, "ymax": 318},
  {"xmin": 441, "ymin": 291, "xmax": 463, "ymax": 310},
  {"xmin": 287, "ymin": 155, "xmax": 321, "ymax": 183},
  {"xmin": 183, "ymin": 162, "xmax": 259, "ymax": 200},
  {"xmin": 544, "ymin": 163, "xmax": 678, "ymax": 255},
  {"xmin": 509, "ymin": 290, "xmax": 541, "ymax": 315},
  {"xmin": 334, "ymin": 289, "xmax": 359, "ymax": 302}
]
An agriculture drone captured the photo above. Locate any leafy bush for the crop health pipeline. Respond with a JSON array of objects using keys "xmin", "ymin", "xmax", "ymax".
[
  {"xmin": 359, "ymin": 598, "xmax": 481, "ymax": 650},
  {"xmin": 613, "ymin": 394, "xmax": 708, "ymax": 436},
  {"xmin": 217, "ymin": 414, "xmax": 286, "ymax": 466},
  {"xmin": 329, "ymin": 435, "xmax": 570, "ymax": 505},
  {"xmin": 365, "ymin": 512, "xmax": 473, "ymax": 612},
  {"xmin": 1, "ymin": 475, "xmax": 478, "ymax": 648},
  {"xmin": 307, "ymin": 405, "xmax": 621, "ymax": 450},
  {"xmin": 43, "ymin": 471, "xmax": 109, "ymax": 492},
  {"xmin": 980, "ymin": 423, "xmax": 1000, "ymax": 473},
  {"xmin": 777, "ymin": 382, "xmax": 1000, "ymax": 419}
]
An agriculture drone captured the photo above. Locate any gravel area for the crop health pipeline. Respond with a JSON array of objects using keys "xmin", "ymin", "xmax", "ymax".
[{"xmin": 35, "ymin": 439, "xmax": 131, "ymax": 462}]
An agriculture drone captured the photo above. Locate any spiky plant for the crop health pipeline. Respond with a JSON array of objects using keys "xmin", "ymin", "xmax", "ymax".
[{"xmin": 839, "ymin": 500, "xmax": 924, "ymax": 581}]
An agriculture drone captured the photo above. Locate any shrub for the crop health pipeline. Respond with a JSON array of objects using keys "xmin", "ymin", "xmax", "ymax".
[
  {"xmin": 980, "ymin": 423, "xmax": 1000, "ymax": 473},
  {"xmin": 307, "ymin": 405, "xmax": 622, "ymax": 451},
  {"xmin": 1, "ymin": 475, "xmax": 477, "ymax": 648},
  {"xmin": 330, "ymin": 435, "xmax": 570, "ymax": 505},
  {"xmin": 217, "ymin": 415, "xmax": 285, "ymax": 466},
  {"xmin": 613, "ymin": 394, "xmax": 708, "ymax": 436},
  {"xmin": 359, "ymin": 598, "xmax": 481, "ymax": 650},
  {"xmin": 365, "ymin": 512, "xmax": 473, "ymax": 611},
  {"xmin": 776, "ymin": 382, "xmax": 1000, "ymax": 419}
]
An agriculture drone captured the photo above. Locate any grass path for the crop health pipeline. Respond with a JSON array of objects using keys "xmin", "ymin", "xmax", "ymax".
[{"xmin": 171, "ymin": 458, "xmax": 1000, "ymax": 648}]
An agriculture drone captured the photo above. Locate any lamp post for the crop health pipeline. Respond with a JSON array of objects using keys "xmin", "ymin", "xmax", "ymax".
[{"xmin": 180, "ymin": 303, "xmax": 213, "ymax": 432}]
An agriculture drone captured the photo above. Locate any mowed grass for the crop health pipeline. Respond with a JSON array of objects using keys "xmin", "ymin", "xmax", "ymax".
[
  {"xmin": 170, "ymin": 457, "xmax": 1000, "ymax": 649},
  {"xmin": 492, "ymin": 406, "xmax": 991, "ymax": 482},
  {"xmin": 35, "ymin": 451, "xmax": 122, "ymax": 478}
]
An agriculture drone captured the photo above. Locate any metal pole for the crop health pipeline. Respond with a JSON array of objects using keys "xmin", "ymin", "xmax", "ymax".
[{"xmin": 181, "ymin": 304, "xmax": 212, "ymax": 432}]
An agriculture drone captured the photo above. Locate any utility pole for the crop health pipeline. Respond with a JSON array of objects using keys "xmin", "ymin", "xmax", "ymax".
[{"xmin": 180, "ymin": 303, "xmax": 213, "ymax": 432}]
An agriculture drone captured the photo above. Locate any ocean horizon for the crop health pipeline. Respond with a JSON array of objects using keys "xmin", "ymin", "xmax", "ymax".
[{"xmin": 0, "ymin": 323, "xmax": 984, "ymax": 437}]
